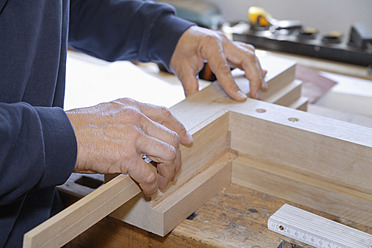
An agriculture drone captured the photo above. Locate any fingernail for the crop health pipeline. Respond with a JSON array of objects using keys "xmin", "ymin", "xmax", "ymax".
[
  {"xmin": 255, "ymin": 90, "xmax": 261, "ymax": 99},
  {"xmin": 186, "ymin": 132, "xmax": 193, "ymax": 143},
  {"xmin": 237, "ymin": 90, "xmax": 247, "ymax": 100},
  {"xmin": 263, "ymin": 81, "xmax": 268, "ymax": 90}
]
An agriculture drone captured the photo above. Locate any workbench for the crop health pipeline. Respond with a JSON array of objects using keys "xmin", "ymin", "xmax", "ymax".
[
  {"xmin": 61, "ymin": 184, "xmax": 372, "ymax": 248},
  {"xmin": 43, "ymin": 51, "xmax": 372, "ymax": 248}
]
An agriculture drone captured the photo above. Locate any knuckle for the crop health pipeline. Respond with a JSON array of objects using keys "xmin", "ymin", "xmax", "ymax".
[
  {"xmin": 203, "ymin": 33, "xmax": 221, "ymax": 48},
  {"xmin": 235, "ymin": 41, "xmax": 255, "ymax": 52},
  {"xmin": 241, "ymin": 50, "xmax": 256, "ymax": 63},
  {"xmin": 143, "ymin": 172, "xmax": 157, "ymax": 185},
  {"xmin": 245, "ymin": 43, "xmax": 255, "ymax": 51},
  {"xmin": 115, "ymin": 97, "xmax": 136, "ymax": 105},
  {"xmin": 125, "ymin": 124, "xmax": 143, "ymax": 140},
  {"xmin": 120, "ymin": 107, "xmax": 143, "ymax": 123},
  {"xmin": 216, "ymin": 63, "xmax": 232, "ymax": 74},
  {"xmin": 164, "ymin": 145, "xmax": 177, "ymax": 161},
  {"xmin": 158, "ymin": 106, "xmax": 172, "ymax": 119},
  {"xmin": 168, "ymin": 130, "xmax": 180, "ymax": 147}
]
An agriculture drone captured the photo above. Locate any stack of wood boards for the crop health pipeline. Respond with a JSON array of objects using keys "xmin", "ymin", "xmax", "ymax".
[{"xmin": 24, "ymin": 56, "xmax": 372, "ymax": 248}]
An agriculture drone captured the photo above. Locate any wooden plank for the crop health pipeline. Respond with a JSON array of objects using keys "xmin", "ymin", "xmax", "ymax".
[
  {"xmin": 232, "ymin": 55, "xmax": 296, "ymax": 100},
  {"xmin": 23, "ymin": 174, "xmax": 140, "ymax": 248},
  {"xmin": 110, "ymin": 150, "xmax": 235, "ymax": 236},
  {"xmin": 152, "ymin": 110, "xmax": 230, "ymax": 203},
  {"xmin": 268, "ymin": 79, "xmax": 302, "ymax": 107},
  {"xmin": 154, "ymin": 151, "xmax": 235, "ymax": 235},
  {"xmin": 308, "ymin": 104, "xmax": 372, "ymax": 128},
  {"xmin": 227, "ymin": 107, "xmax": 372, "ymax": 195},
  {"xmin": 232, "ymin": 154, "xmax": 372, "ymax": 228},
  {"xmin": 289, "ymin": 96, "xmax": 308, "ymax": 111},
  {"xmin": 203, "ymin": 57, "xmax": 298, "ymax": 108}
]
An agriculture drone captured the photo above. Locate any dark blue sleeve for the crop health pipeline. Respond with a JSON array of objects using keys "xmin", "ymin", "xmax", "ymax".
[
  {"xmin": 0, "ymin": 102, "xmax": 77, "ymax": 206},
  {"xmin": 69, "ymin": 0, "xmax": 194, "ymax": 71}
]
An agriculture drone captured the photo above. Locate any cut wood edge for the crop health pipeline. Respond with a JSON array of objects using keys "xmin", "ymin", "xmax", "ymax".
[
  {"xmin": 269, "ymin": 79, "xmax": 303, "ymax": 107},
  {"xmin": 154, "ymin": 151, "xmax": 235, "ymax": 235},
  {"xmin": 289, "ymin": 96, "xmax": 309, "ymax": 111}
]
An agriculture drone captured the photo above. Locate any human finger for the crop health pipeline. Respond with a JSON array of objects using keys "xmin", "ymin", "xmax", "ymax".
[
  {"xmin": 239, "ymin": 42, "xmax": 268, "ymax": 90},
  {"xmin": 200, "ymin": 38, "xmax": 247, "ymax": 101},
  {"xmin": 234, "ymin": 43, "xmax": 265, "ymax": 75},
  {"xmin": 140, "ymin": 115, "xmax": 182, "ymax": 182},
  {"xmin": 222, "ymin": 41, "xmax": 265, "ymax": 99},
  {"xmin": 175, "ymin": 62, "xmax": 200, "ymax": 97},
  {"xmin": 127, "ymin": 155, "xmax": 159, "ymax": 196},
  {"xmin": 136, "ymin": 131, "xmax": 178, "ymax": 190},
  {"xmin": 134, "ymin": 102, "xmax": 193, "ymax": 146}
]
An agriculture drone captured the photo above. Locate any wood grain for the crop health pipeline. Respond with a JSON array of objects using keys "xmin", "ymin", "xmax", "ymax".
[
  {"xmin": 110, "ymin": 150, "xmax": 235, "ymax": 236},
  {"xmin": 65, "ymin": 184, "xmax": 372, "ymax": 248},
  {"xmin": 232, "ymin": 154, "xmax": 372, "ymax": 228},
  {"xmin": 23, "ymin": 174, "xmax": 140, "ymax": 248}
]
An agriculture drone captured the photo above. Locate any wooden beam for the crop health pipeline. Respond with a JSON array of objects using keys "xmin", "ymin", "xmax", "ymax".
[
  {"xmin": 110, "ymin": 151, "xmax": 235, "ymax": 236},
  {"xmin": 228, "ymin": 109, "xmax": 372, "ymax": 195},
  {"xmin": 232, "ymin": 154, "xmax": 372, "ymax": 227},
  {"xmin": 23, "ymin": 175, "xmax": 140, "ymax": 248}
]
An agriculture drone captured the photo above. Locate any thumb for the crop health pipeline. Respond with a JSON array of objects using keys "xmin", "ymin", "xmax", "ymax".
[{"xmin": 177, "ymin": 66, "xmax": 200, "ymax": 97}]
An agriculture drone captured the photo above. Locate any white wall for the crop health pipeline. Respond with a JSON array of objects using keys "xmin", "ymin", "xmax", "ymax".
[{"xmin": 204, "ymin": 0, "xmax": 372, "ymax": 38}]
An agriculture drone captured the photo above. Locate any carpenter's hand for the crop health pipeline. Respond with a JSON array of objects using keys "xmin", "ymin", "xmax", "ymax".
[
  {"xmin": 170, "ymin": 26, "xmax": 267, "ymax": 101},
  {"xmin": 67, "ymin": 98, "xmax": 193, "ymax": 196}
]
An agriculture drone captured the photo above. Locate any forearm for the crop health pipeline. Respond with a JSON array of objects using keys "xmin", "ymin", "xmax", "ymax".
[
  {"xmin": 68, "ymin": 0, "xmax": 194, "ymax": 70},
  {"xmin": 0, "ymin": 102, "xmax": 77, "ymax": 205}
]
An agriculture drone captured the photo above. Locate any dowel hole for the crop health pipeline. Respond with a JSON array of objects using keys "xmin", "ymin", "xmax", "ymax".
[
  {"xmin": 288, "ymin": 117, "xmax": 299, "ymax": 122},
  {"xmin": 256, "ymin": 108, "xmax": 266, "ymax": 113}
]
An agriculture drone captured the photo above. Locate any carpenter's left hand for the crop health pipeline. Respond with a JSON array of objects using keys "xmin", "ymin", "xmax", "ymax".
[{"xmin": 170, "ymin": 26, "xmax": 267, "ymax": 101}]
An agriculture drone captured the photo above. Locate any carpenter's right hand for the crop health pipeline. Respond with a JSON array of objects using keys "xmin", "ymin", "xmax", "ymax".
[{"xmin": 67, "ymin": 98, "xmax": 193, "ymax": 196}]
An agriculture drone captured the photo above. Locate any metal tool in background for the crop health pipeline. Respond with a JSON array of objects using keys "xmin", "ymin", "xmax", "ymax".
[
  {"xmin": 248, "ymin": 6, "xmax": 302, "ymax": 31},
  {"xmin": 231, "ymin": 6, "xmax": 372, "ymax": 67}
]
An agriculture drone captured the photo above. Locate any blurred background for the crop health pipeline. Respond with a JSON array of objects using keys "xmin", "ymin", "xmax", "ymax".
[{"xmin": 203, "ymin": 0, "xmax": 372, "ymax": 37}]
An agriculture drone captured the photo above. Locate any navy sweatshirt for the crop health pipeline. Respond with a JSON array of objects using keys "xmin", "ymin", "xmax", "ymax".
[{"xmin": 0, "ymin": 0, "xmax": 193, "ymax": 247}]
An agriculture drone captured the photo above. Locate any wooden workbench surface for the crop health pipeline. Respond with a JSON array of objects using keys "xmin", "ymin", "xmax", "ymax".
[{"xmin": 64, "ymin": 183, "xmax": 372, "ymax": 248}]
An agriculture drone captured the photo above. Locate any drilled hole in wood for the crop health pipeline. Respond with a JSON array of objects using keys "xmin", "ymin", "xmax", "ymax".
[
  {"xmin": 288, "ymin": 117, "xmax": 299, "ymax": 122},
  {"xmin": 256, "ymin": 108, "xmax": 266, "ymax": 113}
]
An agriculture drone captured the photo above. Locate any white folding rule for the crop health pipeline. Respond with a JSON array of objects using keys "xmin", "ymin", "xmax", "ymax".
[{"xmin": 268, "ymin": 204, "xmax": 372, "ymax": 248}]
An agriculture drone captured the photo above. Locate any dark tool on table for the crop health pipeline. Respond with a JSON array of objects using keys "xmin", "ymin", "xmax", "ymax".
[{"xmin": 232, "ymin": 7, "xmax": 372, "ymax": 66}]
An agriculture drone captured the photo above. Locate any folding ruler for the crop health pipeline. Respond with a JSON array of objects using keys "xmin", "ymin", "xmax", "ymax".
[{"xmin": 268, "ymin": 204, "xmax": 372, "ymax": 248}]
